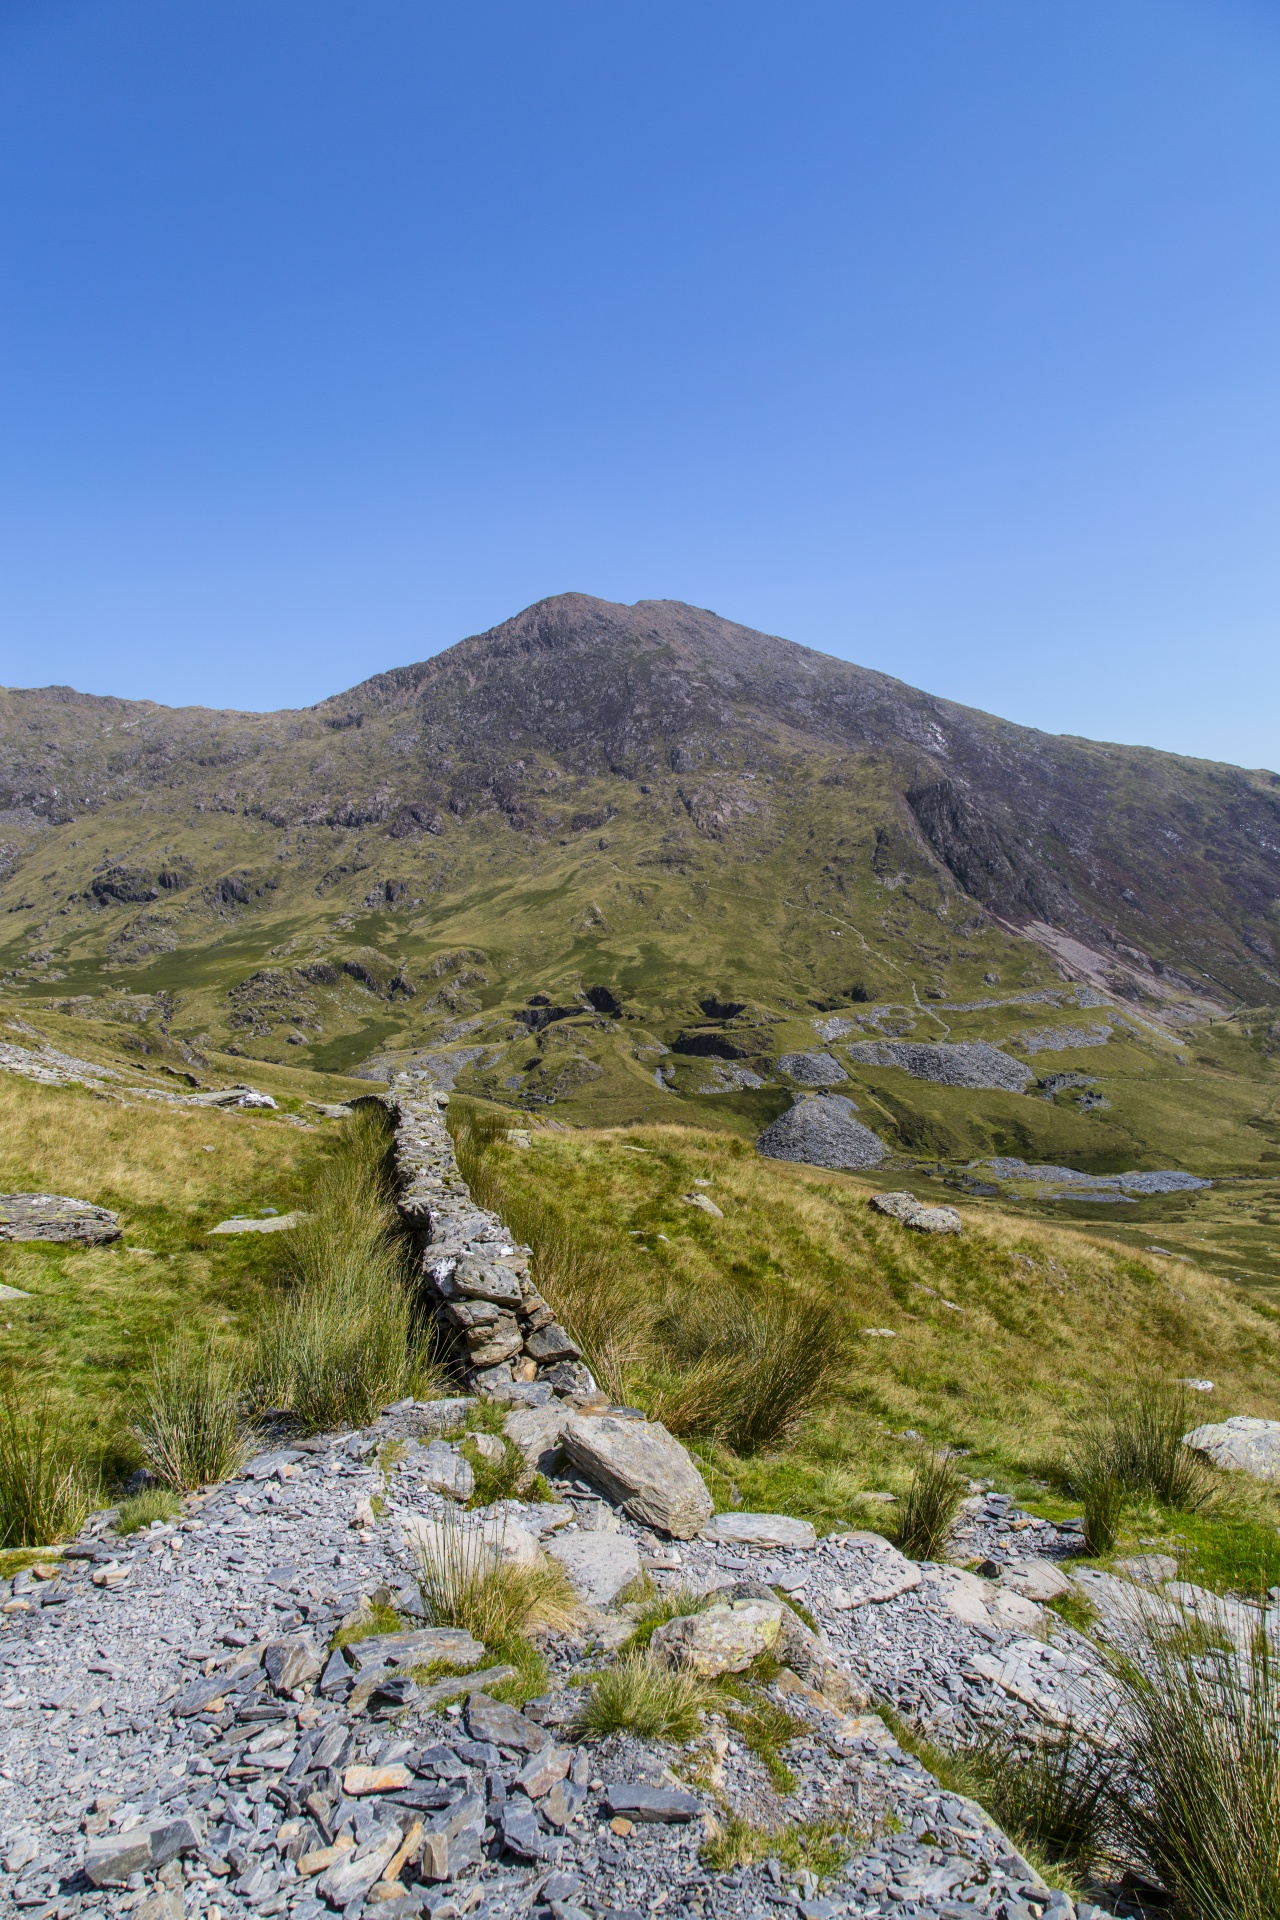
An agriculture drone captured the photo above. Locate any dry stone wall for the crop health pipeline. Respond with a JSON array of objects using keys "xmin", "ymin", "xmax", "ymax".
[{"xmin": 383, "ymin": 1071, "xmax": 594, "ymax": 1404}]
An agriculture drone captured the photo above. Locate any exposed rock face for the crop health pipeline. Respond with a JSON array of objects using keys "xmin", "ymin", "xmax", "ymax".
[
  {"xmin": 845, "ymin": 1040, "xmax": 1033, "ymax": 1093},
  {"xmin": 1183, "ymin": 1415, "xmax": 1280, "ymax": 1482},
  {"xmin": 560, "ymin": 1415, "xmax": 714, "ymax": 1538},
  {"xmin": 756, "ymin": 1095, "xmax": 888, "ymax": 1172},
  {"xmin": 984, "ymin": 1158, "xmax": 1211, "ymax": 1196},
  {"xmin": 869, "ymin": 1191, "xmax": 962, "ymax": 1235},
  {"xmin": 0, "ymin": 1193, "xmax": 121, "ymax": 1245}
]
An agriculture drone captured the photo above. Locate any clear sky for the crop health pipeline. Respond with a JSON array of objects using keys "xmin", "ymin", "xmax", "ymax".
[{"xmin": 1, "ymin": 2, "xmax": 1277, "ymax": 769}]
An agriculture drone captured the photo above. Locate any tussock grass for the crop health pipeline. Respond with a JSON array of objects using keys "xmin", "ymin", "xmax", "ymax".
[
  {"xmin": 651, "ymin": 1287, "xmax": 845, "ymax": 1453},
  {"xmin": 895, "ymin": 1448, "xmax": 966, "ymax": 1561},
  {"xmin": 1065, "ymin": 1379, "xmax": 1210, "ymax": 1557},
  {"xmin": 576, "ymin": 1649, "xmax": 709, "ymax": 1742},
  {"xmin": 411, "ymin": 1518, "xmax": 577, "ymax": 1644},
  {"xmin": 1110, "ymin": 1633, "xmax": 1280, "ymax": 1920},
  {"xmin": 252, "ymin": 1105, "xmax": 441, "ymax": 1430},
  {"xmin": 131, "ymin": 1340, "xmax": 253, "ymax": 1490},
  {"xmin": 114, "ymin": 1486, "xmax": 183, "ymax": 1534},
  {"xmin": 0, "ymin": 1378, "xmax": 96, "ymax": 1546},
  {"xmin": 963, "ymin": 1728, "xmax": 1109, "ymax": 1882},
  {"xmin": 626, "ymin": 1586, "xmax": 711, "ymax": 1650},
  {"xmin": 701, "ymin": 1812, "xmax": 854, "ymax": 1878}
]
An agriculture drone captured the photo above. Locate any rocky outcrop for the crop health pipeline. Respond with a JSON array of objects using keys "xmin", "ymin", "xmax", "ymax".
[
  {"xmin": 0, "ymin": 1193, "xmax": 121, "ymax": 1245},
  {"xmin": 845, "ymin": 1040, "xmax": 1034, "ymax": 1093},
  {"xmin": 756, "ymin": 1094, "xmax": 888, "ymax": 1171},
  {"xmin": 1183, "ymin": 1415, "xmax": 1280, "ymax": 1482},
  {"xmin": 869, "ymin": 1191, "xmax": 963, "ymax": 1235}
]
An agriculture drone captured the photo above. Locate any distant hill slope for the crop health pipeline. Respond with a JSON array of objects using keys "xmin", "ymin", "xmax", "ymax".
[{"xmin": 1, "ymin": 594, "xmax": 1277, "ymax": 1173}]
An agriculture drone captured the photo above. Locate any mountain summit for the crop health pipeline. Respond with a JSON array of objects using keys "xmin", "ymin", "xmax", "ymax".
[{"xmin": 0, "ymin": 594, "xmax": 1276, "ymax": 1171}]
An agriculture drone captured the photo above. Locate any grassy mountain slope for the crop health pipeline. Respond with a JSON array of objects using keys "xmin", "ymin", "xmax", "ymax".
[{"xmin": 0, "ymin": 594, "xmax": 1277, "ymax": 1196}]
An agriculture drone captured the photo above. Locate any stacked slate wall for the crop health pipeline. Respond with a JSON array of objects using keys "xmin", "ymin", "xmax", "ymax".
[{"xmin": 383, "ymin": 1070, "xmax": 594, "ymax": 1406}]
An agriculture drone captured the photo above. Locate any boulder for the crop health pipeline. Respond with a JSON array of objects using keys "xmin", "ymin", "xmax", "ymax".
[
  {"xmin": 345, "ymin": 1626, "xmax": 485, "ymax": 1671},
  {"xmin": 700, "ymin": 1512, "xmax": 817, "ymax": 1551},
  {"xmin": 0, "ymin": 1193, "xmax": 121, "ymax": 1245},
  {"xmin": 504, "ymin": 1403, "xmax": 567, "ymax": 1479},
  {"xmin": 869, "ymin": 1192, "xmax": 962, "ymax": 1235},
  {"xmin": 651, "ymin": 1599, "xmax": 787, "ymax": 1676},
  {"xmin": 421, "ymin": 1441, "xmax": 475, "ymax": 1502},
  {"xmin": 546, "ymin": 1531, "xmax": 642, "ymax": 1608},
  {"xmin": 709, "ymin": 1580, "xmax": 859, "ymax": 1708},
  {"xmin": 756, "ymin": 1096, "xmax": 887, "ymax": 1172},
  {"xmin": 560, "ymin": 1415, "xmax": 712, "ymax": 1538},
  {"xmin": 1183, "ymin": 1416, "xmax": 1280, "ymax": 1482}
]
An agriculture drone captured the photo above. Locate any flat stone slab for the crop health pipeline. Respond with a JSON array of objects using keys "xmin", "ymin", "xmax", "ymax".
[
  {"xmin": 700, "ymin": 1512, "xmax": 817, "ymax": 1551},
  {"xmin": 464, "ymin": 1692, "xmax": 549, "ymax": 1754},
  {"xmin": 0, "ymin": 1193, "xmax": 121, "ymax": 1245},
  {"xmin": 208, "ymin": 1211, "xmax": 306, "ymax": 1234},
  {"xmin": 560, "ymin": 1415, "xmax": 712, "ymax": 1539},
  {"xmin": 346, "ymin": 1627, "xmax": 485, "ymax": 1671},
  {"xmin": 602, "ymin": 1783, "xmax": 702, "ymax": 1823},
  {"xmin": 999, "ymin": 1556, "xmax": 1074, "ymax": 1603},
  {"xmin": 756, "ymin": 1095, "xmax": 887, "ymax": 1172},
  {"xmin": 1184, "ymin": 1415, "xmax": 1280, "ymax": 1482},
  {"xmin": 546, "ymin": 1530, "xmax": 642, "ymax": 1608}
]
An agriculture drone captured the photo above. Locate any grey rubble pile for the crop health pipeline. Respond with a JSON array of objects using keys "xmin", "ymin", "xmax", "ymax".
[
  {"xmin": 0, "ymin": 1419, "xmax": 1120, "ymax": 1920},
  {"xmin": 776, "ymin": 1053, "xmax": 848, "ymax": 1087},
  {"xmin": 842, "ymin": 1044, "xmax": 1033, "ymax": 1096},
  {"xmin": 756, "ymin": 1096, "xmax": 887, "ymax": 1172},
  {"xmin": 982, "ymin": 1160, "xmax": 1210, "ymax": 1197}
]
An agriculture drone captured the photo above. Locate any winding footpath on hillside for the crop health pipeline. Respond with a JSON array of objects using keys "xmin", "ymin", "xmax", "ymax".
[{"xmin": 0, "ymin": 1072, "xmax": 1160, "ymax": 1920}]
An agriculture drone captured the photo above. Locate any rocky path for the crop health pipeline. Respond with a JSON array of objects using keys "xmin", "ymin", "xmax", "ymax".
[{"xmin": 0, "ymin": 1069, "xmax": 1124, "ymax": 1920}]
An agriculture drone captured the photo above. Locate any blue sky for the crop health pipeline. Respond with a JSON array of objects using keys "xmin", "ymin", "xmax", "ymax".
[{"xmin": 1, "ymin": 2, "xmax": 1277, "ymax": 768}]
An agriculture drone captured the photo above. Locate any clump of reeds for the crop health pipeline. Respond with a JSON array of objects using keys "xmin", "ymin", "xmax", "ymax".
[
  {"xmin": 895, "ymin": 1446, "xmax": 967, "ymax": 1561},
  {"xmin": 0, "ymin": 1377, "xmax": 96, "ymax": 1546},
  {"xmin": 131, "ymin": 1339, "xmax": 253, "ymax": 1490}
]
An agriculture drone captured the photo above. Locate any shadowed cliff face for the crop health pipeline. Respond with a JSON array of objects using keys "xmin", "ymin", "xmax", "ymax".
[{"xmin": 0, "ymin": 593, "xmax": 1278, "ymax": 1010}]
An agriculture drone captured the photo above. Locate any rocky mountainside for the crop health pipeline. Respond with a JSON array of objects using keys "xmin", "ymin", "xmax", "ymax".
[{"xmin": 1, "ymin": 595, "xmax": 1277, "ymax": 1170}]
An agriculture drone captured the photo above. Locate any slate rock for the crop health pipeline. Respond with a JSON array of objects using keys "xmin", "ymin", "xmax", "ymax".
[
  {"xmin": 346, "ymin": 1627, "xmax": 485, "ymax": 1672},
  {"xmin": 317, "ymin": 1830, "xmax": 401, "ymax": 1904},
  {"xmin": 503, "ymin": 1403, "xmax": 568, "ymax": 1478},
  {"xmin": 1112, "ymin": 1553, "xmax": 1178, "ymax": 1588},
  {"xmin": 560, "ymin": 1415, "xmax": 713, "ymax": 1538},
  {"xmin": 602, "ymin": 1783, "xmax": 701, "ymax": 1823},
  {"xmin": 263, "ymin": 1634, "xmax": 324, "ymax": 1692},
  {"xmin": 700, "ymin": 1512, "xmax": 817, "ymax": 1551},
  {"xmin": 524, "ymin": 1322, "xmax": 582, "ymax": 1363},
  {"xmin": 756, "ymin": 1096, "xmax": 888, "ymax": 1172},
  {"xmin": 513, "ymin": 1743, "xmax": 572, "ymax": 1798},
  {"xmin": 1183, "ymin": 1416, "xmax": 1280, "ymax": 1482},
  {"xmin": 422, "ymin": 1440, "xmax": 475, "ymax": 1502},
  {"xmin": 173, "ymin": 1652, "xmax": 262, "ymax": 1716},
  {"xmin": 546, "ymin": 1530, "xmax": 642, "ymax": 1607},
  {"xmin": 846, "ymin": 1040, "xmax": 1034, "ymax": 1093},
  {"xmin": 465, "ymin": 1691, "xmax": 549, "ymax": 1753},
  {"xmin": 320, "ymin": 1645, "xmax": 354, "ymax": 1696},
  {"xmin": 651, "ymin": 1599, "xmax": 787, "ymax": 1677},
  {"xmin": 0, "ymin": 1192, "xmax": 122, "ymax": 1245},
  {"xmin": 1001, "ymin": 1558, "xmax": 1074, "ymax": 1602},
  {"xmin": 500, "ymin": 1798, "xmax": 552, "ymax": 1861}
]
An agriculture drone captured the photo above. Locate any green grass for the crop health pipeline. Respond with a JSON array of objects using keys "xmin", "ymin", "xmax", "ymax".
[
  {"xmin": 442, "ymin": 1117, "xmax": 1280, "ymax": 1529},
  {"xmin": 576, "ymin": 1650, "xmax": 710, "ymax": 1742},
  {"xmin": 114, "ymin": 1486, "xmax": 184, "ymax": 1534},
  {"xmin": 701, "ymin": 1813, "xmax": 855, "ymax": 1880}
]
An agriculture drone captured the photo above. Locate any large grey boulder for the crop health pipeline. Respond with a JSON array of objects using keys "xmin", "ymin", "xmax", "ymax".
[
  {"xmin": 1183, "ymin": 1415, "xmax": 1280, "ymax": 1482},
  {"xmin": 756, "ymin": 1096, "xmax": 887, "ymax": 1172},
  {"xmin": 560, "ymin": 1415, "xmax": 713, "ymax": 1538},
  {"xmin": 503, "ymin": 1403, "xmax": 568, "ymax": 1478},
  {"xmin": 869, "ymin": 1191, "xmax": 962, "ymax": 1235},
  {"xmin": 546, "ymin": 1531, "xmax": 642, "ymax": 1607},
  {"xmin": 0, "ymin": 1193, "xmax": 121, "ymax": 1245}
]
